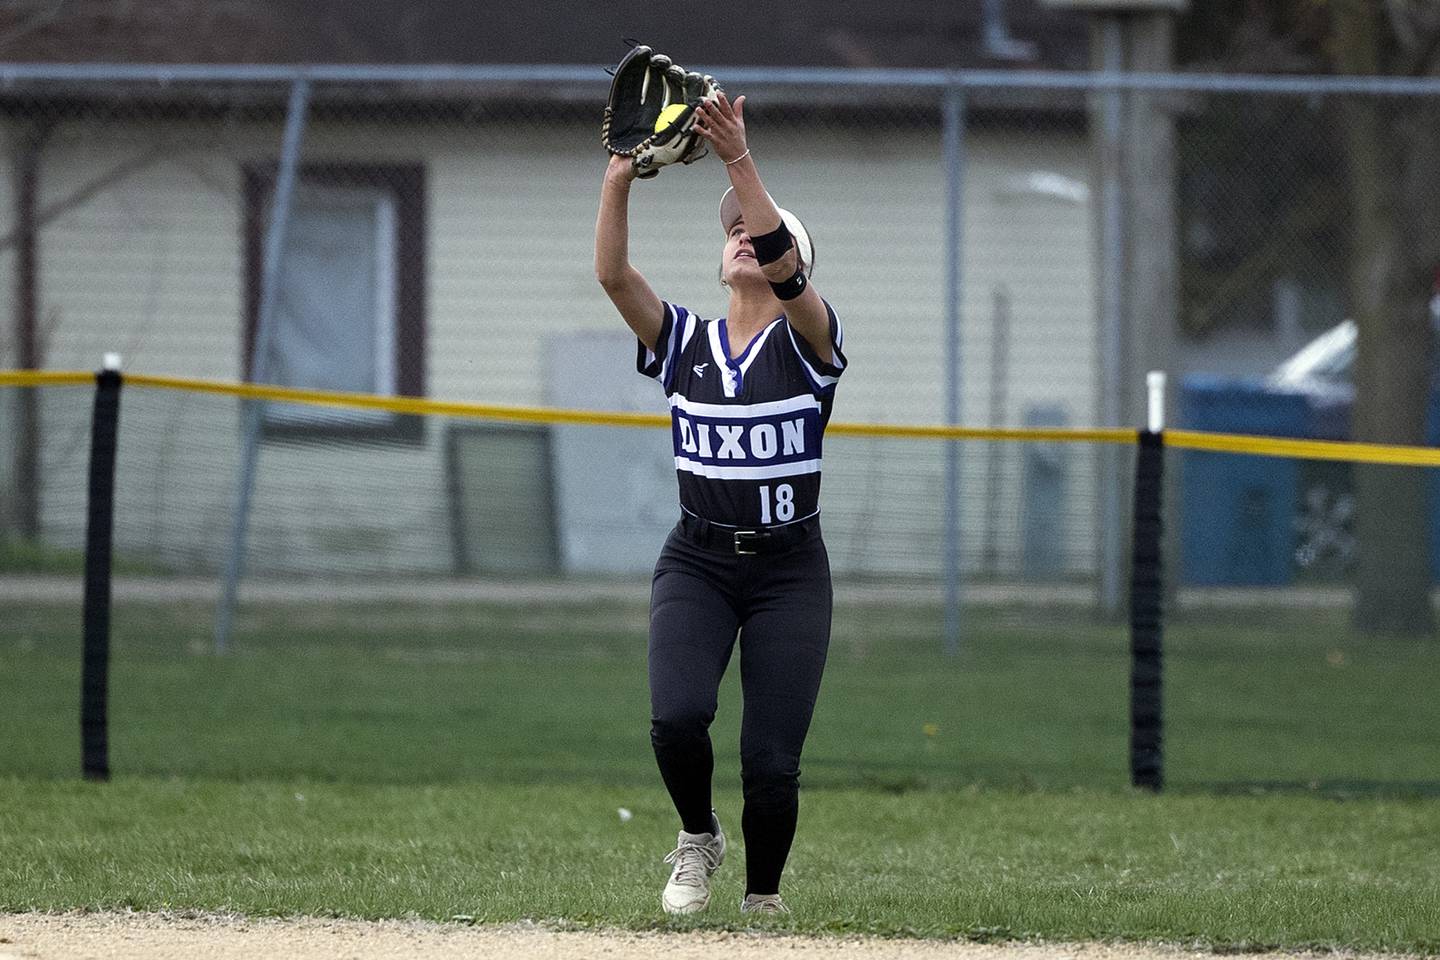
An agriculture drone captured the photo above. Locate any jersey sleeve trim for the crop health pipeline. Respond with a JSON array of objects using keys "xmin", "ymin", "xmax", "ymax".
[
  {"xmin": 786, "ymin": 300, "xmax": 847, "ymax": 395},
  {"xmin": 636, "ymin": 302, "xmax": 695, "ymax": 388}
]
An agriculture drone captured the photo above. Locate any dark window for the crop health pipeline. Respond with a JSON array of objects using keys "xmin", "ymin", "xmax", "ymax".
[{"xmin": 243, "ymin": 163, "xmax": 425, "ymax": 443}]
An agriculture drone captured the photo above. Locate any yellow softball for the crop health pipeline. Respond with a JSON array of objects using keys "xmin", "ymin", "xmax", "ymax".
[{"xmin": 654, "ymin": 103, "xmax": 689, "ymax": 133}]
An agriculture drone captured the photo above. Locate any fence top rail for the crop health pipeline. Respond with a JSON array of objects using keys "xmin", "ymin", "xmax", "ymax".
[{"xmin": 4, "ymin": 62, "xmax": 1440, "ymax": 97}]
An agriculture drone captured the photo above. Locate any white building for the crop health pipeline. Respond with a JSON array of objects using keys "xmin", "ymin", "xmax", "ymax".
[{"xmin": 1, "ymin": 99, "xmax": 1099, "ymax": 581}]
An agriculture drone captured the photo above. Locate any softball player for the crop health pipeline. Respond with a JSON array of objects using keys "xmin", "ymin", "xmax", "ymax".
[{"xmin": 594, "ymin": 92, "xmax": 846, "ymax": 916}]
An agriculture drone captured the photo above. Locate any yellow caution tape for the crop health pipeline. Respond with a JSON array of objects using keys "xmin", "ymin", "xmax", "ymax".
[
  {"xmin": 1165, "ymin": 429, "xmax": 1440, "ymax": 467},
  {"xmin": 121, "ymin": 374, "xmax": 1137, "ymax": 444},
  {"xmin": 0, "ymin": 370, "xmax": 95, "ymax": 388},
  {"xmin": 7, "ymin": 368, "xmax": 1440, "ymax": 465},
  {"xmin": 826, "ymin": 422, "xmax": 1136, "ymax": 444},
  {"xmin": 123, "ymin": 373, "xmax": 670, "ymax": 428}
]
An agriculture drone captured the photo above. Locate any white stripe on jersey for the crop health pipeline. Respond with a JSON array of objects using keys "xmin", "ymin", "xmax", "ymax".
[
  {"xmin": 786, "ymin": 325, "xmax": 841, "ymax": 392},
  {"xmin": 708, "ymin": 318, "xmax": 784, "ymax": 398},
  {"xmin": 669, "ymin": 393, "xmax": 820, "ymax": 418},
  {"xmin": 642, "ymin": 304, "xmax": 700, "ymax": 388},
  {"xmin": 641, "ymin": 305, "xmax": 671, "ymax": 382},
  {"xmin": 679, "ymin": 307, "xmax": 699, "ymax": 352},
  {"xmin": 675, "ymin": 456, "xmax": 823, "ymax": 480},
  {"xmin": 707, "ymin": 323, "xmax": 738, "ymax": 397},
  {"xmin": 659, "ymin": 304, "xmax": 683, "ymax": 387},
  {"xmin": 740, "ymin": 320, "xmax": 783, "ymax": 376},
  {"xmin": 706, "ymin": 322, "xmax": 729, "ymax": 396}
]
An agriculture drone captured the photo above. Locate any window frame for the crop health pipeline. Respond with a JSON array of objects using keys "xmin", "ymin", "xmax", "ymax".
[{"xmin": 242, "ymin": 162, "xmax": 426, "ymax": 444}]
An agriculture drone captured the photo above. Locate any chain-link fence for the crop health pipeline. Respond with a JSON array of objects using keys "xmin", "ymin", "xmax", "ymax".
[
  {"xmin": 6, "ymin": 67, "xmax": 1440, "ymax": 587},
  {"xmin": 3, "ymin": 67, "xmax": 1440, "ymax": 792},
  {"xmin": 0, "ymin": 68, "xmax": 1107, "ymax": 602}
]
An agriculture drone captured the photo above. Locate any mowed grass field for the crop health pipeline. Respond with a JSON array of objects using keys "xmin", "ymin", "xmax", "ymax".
[{"xmin": 1, "ymin": 595, "xmax": 1438, "ymax": 950}]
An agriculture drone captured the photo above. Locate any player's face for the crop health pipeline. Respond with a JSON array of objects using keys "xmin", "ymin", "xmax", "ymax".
[{"xmin": 721, "ymin": 220, "xmax": 765, "ymax": 287}]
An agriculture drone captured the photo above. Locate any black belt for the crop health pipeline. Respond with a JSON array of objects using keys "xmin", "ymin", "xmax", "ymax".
[{"xmin": 677, "ymin": 513, "xmax": 820, "ymax": 556}]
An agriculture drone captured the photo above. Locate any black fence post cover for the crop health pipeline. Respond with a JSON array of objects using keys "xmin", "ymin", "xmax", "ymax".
[
  {"xmin": 81, "ymin": 368, "xmax": 122, "ymax": 782},
  {"xmin": 1130, "ymin": 429, "xmax": 1165, "ymax": 792}
]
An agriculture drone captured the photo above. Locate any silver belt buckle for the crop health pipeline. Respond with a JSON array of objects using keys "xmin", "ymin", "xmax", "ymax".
[{"xmin": 733, "ymin": 530, "xmax": 768, "ymax": 555}]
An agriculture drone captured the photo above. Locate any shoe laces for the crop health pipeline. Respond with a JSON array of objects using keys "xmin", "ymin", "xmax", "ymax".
[
  {"xmin": 743, "ymin": 894, "xmax": 788, "ymax": 914},
  {"xmin": 663, "ymin": 837, "xmax": 720, "ymax": 888}
]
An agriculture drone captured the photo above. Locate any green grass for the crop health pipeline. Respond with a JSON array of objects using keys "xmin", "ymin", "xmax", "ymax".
[
  {"xmin": 0, "ymin": 536, "xmax": 170, "ymax": 575},
  {"xmin": 1, "ymin": 599, "xmax": 1436, "ymax": 792},
  {"xmin": 0, "ymin": 778, "xmax": 1435, "ymax": 949},
  {"xmin": 1, "ymin": 597, "xmax": 1438, "ymax": 948}
]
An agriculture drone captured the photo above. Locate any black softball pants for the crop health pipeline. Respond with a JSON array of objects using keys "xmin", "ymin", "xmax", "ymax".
[{"xmin": 648, "ymin": 519, "xmax": 832, "ymax": 896}]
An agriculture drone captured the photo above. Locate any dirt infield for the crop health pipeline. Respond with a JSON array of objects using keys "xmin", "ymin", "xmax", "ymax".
[{"xmin": 0, "ymin": 914, "xmax": 1412, "ymax": 960}]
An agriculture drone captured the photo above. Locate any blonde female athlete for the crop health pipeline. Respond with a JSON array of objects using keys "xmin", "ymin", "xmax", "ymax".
[{"xmin": 594, "ymin": 91, "xmax": 847, "ymax": 916}]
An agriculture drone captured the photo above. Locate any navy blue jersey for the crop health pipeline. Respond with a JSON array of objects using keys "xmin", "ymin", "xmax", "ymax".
[{"xmin": 637, "ymin": 300, "xmax": 847, "ymax": 528}]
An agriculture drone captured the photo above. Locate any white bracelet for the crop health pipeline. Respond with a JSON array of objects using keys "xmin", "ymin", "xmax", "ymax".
[{"xmin": 723, "ymin": 148, "xmax": 751, "ymax": 166}]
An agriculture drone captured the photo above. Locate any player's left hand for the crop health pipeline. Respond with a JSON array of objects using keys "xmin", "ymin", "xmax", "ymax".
[
  {"xmin": 602, "ymin": 44, "xmax": 721, "ymax": 179},
  {"xmin": 692, "ymin": 92, "xmax": 749, "ymax": 165}
]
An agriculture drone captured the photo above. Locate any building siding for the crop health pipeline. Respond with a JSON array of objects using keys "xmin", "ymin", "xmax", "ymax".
[{"xmin": 7, "ymin": 115, "xmax": 1098, "ymax": 579}]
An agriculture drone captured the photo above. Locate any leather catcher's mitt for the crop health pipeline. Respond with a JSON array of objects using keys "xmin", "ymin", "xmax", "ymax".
[{"xmin": 602, "ymin": 44, "xmax": 720, "ymax": 179}]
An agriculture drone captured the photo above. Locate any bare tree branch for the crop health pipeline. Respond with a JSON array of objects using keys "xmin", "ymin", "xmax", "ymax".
[{"xmin": 0, "ymin": 142, "xmax": 171, "ymax": 253}]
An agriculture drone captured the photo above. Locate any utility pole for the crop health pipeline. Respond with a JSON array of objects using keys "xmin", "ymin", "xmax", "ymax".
[
  {"xmin": 1044, "ymin": 0, "xmax": 1187, "ymax": 615},
  {"xmin": 10, "ymin": 119, "xmax": 52, "ymax": 541}
]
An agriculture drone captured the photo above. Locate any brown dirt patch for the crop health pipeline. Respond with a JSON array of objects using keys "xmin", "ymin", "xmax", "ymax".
[{"xmin": 0, "ymin": 913, "xmax": 1416, "ymax": 960}]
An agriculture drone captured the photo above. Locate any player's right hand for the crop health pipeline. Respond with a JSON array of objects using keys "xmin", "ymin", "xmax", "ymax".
[{"xmin": 693, "ymin": 92, "xmax": 749, "ymax": 166}]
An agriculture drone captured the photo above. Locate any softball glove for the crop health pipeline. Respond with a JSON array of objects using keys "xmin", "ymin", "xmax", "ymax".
[{"xmin": 602, "ymin": 44, "xmax": 720, "ymax": 179}]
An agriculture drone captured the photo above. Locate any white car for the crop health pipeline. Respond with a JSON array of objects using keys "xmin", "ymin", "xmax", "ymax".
[
  {"xmin": 1264, "ymin": 320, "xmax": 1362, "ymax": 577},
  {"xmin": 1269, "ymin": 285, "xmax": 1440, "ymax": 393},
  {"xmin": 1266, "ymin": 319, "xmax": 1355, "ymax": 391}
]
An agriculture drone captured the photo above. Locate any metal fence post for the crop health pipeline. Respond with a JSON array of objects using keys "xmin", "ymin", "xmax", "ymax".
[
  {"xmin": 942, "ymin": 83, "xmax": 966, "ymax": 656},
  {"xmin": 1097, "ymin": 20, "xmax": 1127, "ymax": 617},
  {"xmin": 984, "ymin": 284, "xmax": 1011, "ymax": 575},
  {"xmin": 214, "ymin": 76, "xmax": 311, "ymax": 653},
  {"xmin": 14, "ymin": 120, "xmax": 49, "ymax": 542}
]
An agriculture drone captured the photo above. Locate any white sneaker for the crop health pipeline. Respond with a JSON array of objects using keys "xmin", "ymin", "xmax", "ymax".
[
  {"xmin": 661, "ymin": 813, "xmax": 726, "ymax": 914},
  {"xmin": 740, "ymin": 892, "xmax": 790, "ymax": 915}
]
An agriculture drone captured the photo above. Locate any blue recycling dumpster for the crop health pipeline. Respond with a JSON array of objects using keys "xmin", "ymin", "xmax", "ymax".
[{"xmin": 1179, "ymin": 375, "xmax": 1310, "ymax": 586}]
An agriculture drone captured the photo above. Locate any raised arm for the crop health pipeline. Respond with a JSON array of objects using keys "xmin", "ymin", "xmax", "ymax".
[
  {"xmin": 595, "ymin": 154, "xmax": 666, "ymax": 353},
  {"xmin": 693, "ymin": 92, "xmax": 833, "ymax": 363}
]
